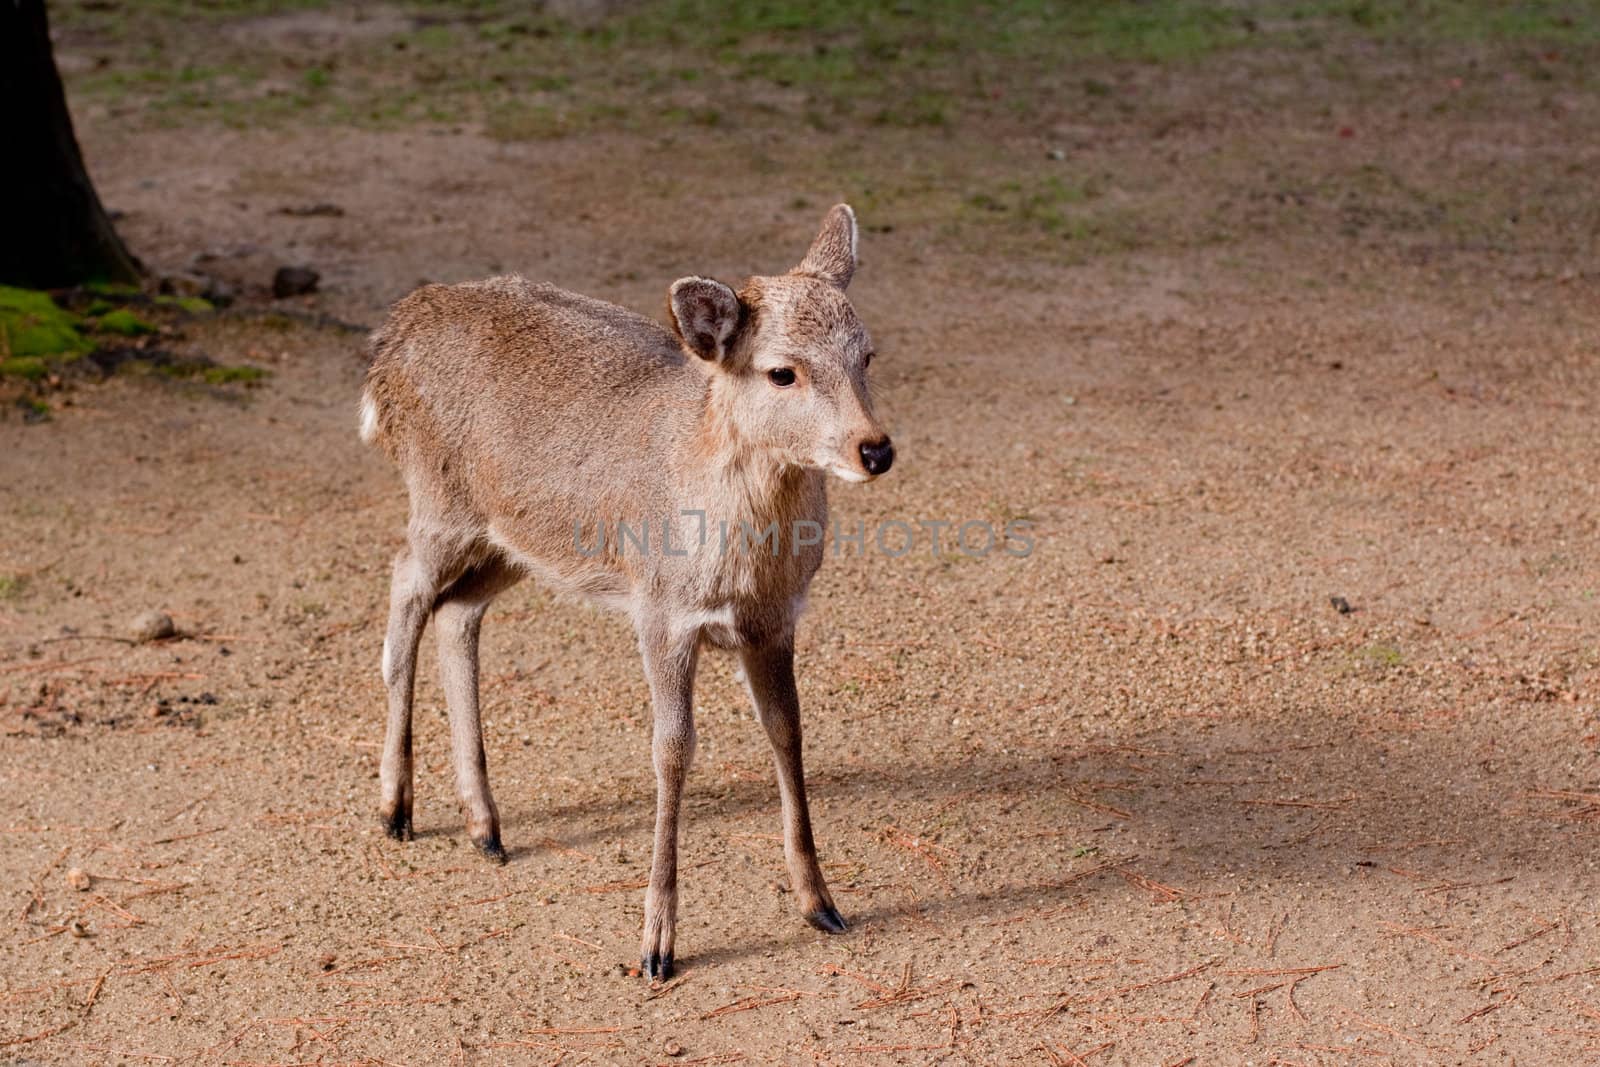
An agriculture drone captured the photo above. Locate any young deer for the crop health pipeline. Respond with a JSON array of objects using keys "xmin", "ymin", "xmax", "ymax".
[{"xmin": 360, "ymin": 206, "xmax": 892, "ymax": 980}]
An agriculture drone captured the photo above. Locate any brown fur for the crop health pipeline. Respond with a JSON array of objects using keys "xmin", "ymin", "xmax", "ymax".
[{"xmin": 360, "ymin": 205, "xmax": 889, "ymax": 979}]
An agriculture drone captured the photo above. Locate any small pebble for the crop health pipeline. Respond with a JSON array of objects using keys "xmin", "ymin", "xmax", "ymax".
[
  {"xmin": 130, "ymin": 609, "xmax": 176, "ymax": 642},
  {"xmin": 69, "ymin": 920, "xmax": 89, "ymax": 937},
  {"xmin": 66, "ymin": 867, "xmax": 91, "ymax": 891},
  {"xmin": 663, "ymin": 1039, "xmax": 684, "ymax": 1057}
]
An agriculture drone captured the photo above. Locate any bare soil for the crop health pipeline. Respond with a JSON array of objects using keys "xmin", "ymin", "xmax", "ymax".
[{"xmin": 5, "ymin": 6, "xmax": 1600, "ymax": 1064}]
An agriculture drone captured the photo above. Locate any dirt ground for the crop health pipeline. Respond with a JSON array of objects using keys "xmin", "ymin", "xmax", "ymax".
[{"xmin": 5, "ymin": 3, "xmax": 1600, "ymax": 1064}]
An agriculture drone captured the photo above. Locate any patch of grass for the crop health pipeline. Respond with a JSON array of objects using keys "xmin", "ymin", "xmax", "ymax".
[
  {"xmin": 0, "ymin": 287, "xmax": 93, "ymax": 360},
  {"xmin": 40, "ymin": 1, "xmax": 1275, "ymax": 140},
  {"xmin": 50, "ymin": 0, "xmax": 1600, "ymax": 151},
  {"xmin": 484, "ymin": 97, "xmax": 634, "ymax": 140},
  {"xmin": 957, "ymin": 172, "xmax": 1146, "ymax": 258},
  {"xmin": 657, "ymin": 105, "xmax": 725, "ymax": 128},
  {"xmin": 0, "ymin": 574, "xmax": 24, "ymax": 599},
  {"xmin": 485, "ymin": 99, "xmax": 586, "ymax": 140},
  {"xmin": 1359, "ymin": 642, "xmax": 1404, "ymax": 668},
  {"xmin": 199, "ymin": 365, "xmax": 269, "ymax": 385},
  {"xmin": 1294, "ymin": 0, "xmax": 1600, "ymax": 43},
  {"xmin": 871, "ymin": 90, "xmax": 950, "ymax": 128}
]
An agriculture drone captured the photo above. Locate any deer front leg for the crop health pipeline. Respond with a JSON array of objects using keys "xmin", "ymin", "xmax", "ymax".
[
  {"xmin": 636, "ymin": 617, "xmax": 700, "ymax": 981},
  {"xmin": 738, "ymin": 639, "xmax": 845, "ymax": 934}
]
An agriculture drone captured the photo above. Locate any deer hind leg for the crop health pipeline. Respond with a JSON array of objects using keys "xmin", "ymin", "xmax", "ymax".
[
  {"xmin": 378, "ymin": 542, "xmax": 449, "ymax": 842},
  {"xmin": 432, "ymin": 556, "xmax": 522, "ymax": 863},
  {"xmin": 636, "ymin": 615, "xmax": 701, "ymax": 981},
  {"xmin": 738, "ymin": 638, "xmax": 844, "ymax": 934}
]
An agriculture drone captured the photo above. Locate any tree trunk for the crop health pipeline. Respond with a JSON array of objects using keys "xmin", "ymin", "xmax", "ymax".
[{"xmin": 0, "ymin": 0, "xmax": 140, "ymax": 288}]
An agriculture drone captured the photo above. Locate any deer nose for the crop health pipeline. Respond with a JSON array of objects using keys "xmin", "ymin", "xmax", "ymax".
[{"xmin": 859, "ymin": 437, "xmax": 894, "ymax": 476}]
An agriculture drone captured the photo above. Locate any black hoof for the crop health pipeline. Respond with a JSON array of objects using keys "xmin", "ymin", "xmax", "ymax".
[
  {"xmin": 642, "ymin": 952, "xmax": 674, "ymax": 981},
  {"xmin": 382, "ymin": 812, "xmax": 413, "ymax": 842},
  {"xmin": 473, "ymin": 833, "xmax": 507, "ymax": 865},
  {"xmin": 806, "ymin": 906, "xmax": 848, "ymax": 934}
]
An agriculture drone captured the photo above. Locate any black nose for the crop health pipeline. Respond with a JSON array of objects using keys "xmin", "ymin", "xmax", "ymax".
[{"xmin": 860, "ymin": 438, "xmax": 894, "ymax": 476}]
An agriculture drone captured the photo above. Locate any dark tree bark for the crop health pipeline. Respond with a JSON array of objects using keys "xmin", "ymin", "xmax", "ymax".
[{"xmin": 0, "ymin": 0, "xmax": 139, "ymax": 287}]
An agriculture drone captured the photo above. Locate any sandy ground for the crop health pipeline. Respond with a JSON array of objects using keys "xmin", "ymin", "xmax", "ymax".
[{"xmin": 5, "ymin": 7, "xmax": 1600, "ymax": 1065}]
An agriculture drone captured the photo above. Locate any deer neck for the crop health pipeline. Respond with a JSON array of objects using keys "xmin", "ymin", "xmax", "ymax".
[{"xmin": 692, "ymin": 377, "xmax": 815, "ymax": 526}]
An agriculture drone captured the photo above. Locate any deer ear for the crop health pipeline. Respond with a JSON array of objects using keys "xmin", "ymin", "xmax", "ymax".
[
  {"xmin": 791, "ymin": 203, "xmax": 858, "ymax": 289},
  {"xmin": 667, "ymin": 276, "xmax": 742, "ymax": 361}
]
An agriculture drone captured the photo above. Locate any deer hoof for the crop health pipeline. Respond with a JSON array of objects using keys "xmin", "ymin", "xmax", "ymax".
[
  {"xmin": 641, "ymin": 951, "xmax": 675, "ymax": 981},
  {"xmin": 805, "ymin": 906, "xmax": 848, "ymax": 934},
  {"xmin": 472, "ymin": 833, "xmax": 508, "ymax": 865},
  {"xmin": 382, "ymin": 812, "xmax": 413, "ymax": 842}
]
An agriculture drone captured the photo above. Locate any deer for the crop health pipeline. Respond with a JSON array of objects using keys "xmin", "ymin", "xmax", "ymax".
[{"xmin": 358, "ymin": 205, "xmax": 893, "ymax": 980}]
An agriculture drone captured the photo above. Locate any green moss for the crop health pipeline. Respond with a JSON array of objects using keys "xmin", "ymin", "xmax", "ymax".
[
  {"xmin": 256, "ymin": 313, "xmax": 296, "ymax": 332},
  {"xmin": 163, "ymin": 296, "xmax": 215, "ymax": 314},
  {"xmin": 16, "ymin": 397, "xmax": 50, "ymax": 421},
  {"xmin": 153, "ymin": 359, "xmax": 270, "ymax": 385},
  {"xmin": 200, "ymin": 365, "xmax": 268, "ymax": 385},
  {"xmin": 83, "ymin": 280, "xmax": 142, "ymax": 298},
  {"xmin": 94, "ymin": 308, "xmax": 158, "ymax": 336},
  {"xmin": 0, "ymin": 356, "xmax": 48, "ymax": 380},
  {"xmin": 0, "ymin": 287, "xmax": 93, "ymax": 360}
]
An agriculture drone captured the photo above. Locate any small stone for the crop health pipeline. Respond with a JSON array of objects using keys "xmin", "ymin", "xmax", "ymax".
[
  {"xmin": 130, "ymin": 610, "xmax": 176, "ymax": 642},
  {"xmin": 272, "ymin": 266, "xmax": 320, "ymax": 298},
  {"xmin": 201, "ymin": 277, "xmax": 237, "ymax": 307},
  {"xmin": 663, "ymin": 1039, "xmax": 684, "ymax": 1057},
  {"xmin": 1047, "ymin": 147, "xmax": 1066, "ymax": 161},
  {"xmin": 277, "ymin": 202, "xmax": 345, "ymax": 218},
  {"xmin": 66, "ymin": 867, "xmax": 91, "ymax": 891},
  {"xmin": 1329, "ymin": 595, "xmax": 1353, "ymax": 615},
  {"xmin": 159, "ymin": 272, "xmax": 209, "ymax": 298},
  {"xmin": 69, "ymin": 919, "xmax": 90, "ymax": 937}
]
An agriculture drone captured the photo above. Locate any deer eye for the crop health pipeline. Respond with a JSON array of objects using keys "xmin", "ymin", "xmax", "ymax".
[{"xmin": 767, "ymin": 368, "xmax": 797, "ymax": 388}]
